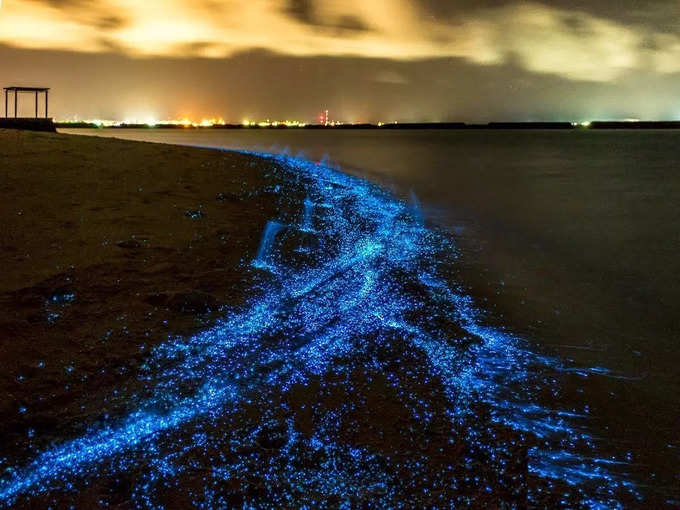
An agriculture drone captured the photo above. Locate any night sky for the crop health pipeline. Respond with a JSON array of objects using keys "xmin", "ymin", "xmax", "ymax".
[{"xmin": 2, "ymin": 0, "xmax": 680, "ymax": 122}]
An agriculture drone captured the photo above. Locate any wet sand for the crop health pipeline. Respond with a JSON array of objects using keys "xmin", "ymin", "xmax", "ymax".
[{"xmin": 0, "ymin": 130, "xmax": 640, "ymax": 508}]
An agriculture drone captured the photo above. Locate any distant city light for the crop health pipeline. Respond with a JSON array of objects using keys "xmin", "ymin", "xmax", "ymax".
[{"xmin": 57, "ymin": 117, "xmax": 310, "ymax": 128}]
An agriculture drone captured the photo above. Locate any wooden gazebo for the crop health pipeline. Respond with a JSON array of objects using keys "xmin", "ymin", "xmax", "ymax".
[{"xmin": 4, "ymin": 87, "xmax": 50, "ymax": 118}]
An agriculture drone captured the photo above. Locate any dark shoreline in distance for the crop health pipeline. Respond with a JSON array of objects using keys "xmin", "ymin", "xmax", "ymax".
[
  {"xmin": 56, "ymin": 121, "xmax": 680, "ymax": 130},
  {"xmin": 0, "ymin": 119, "xmax": 676, "ymax": 132}
]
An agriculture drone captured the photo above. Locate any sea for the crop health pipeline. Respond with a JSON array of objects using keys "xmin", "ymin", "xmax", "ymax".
[{"xmin": 60, "ymin": 127, "xmax": 680, "ymax": 506}]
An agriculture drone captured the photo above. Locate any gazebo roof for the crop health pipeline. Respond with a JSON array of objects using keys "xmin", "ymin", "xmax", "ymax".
[{"xmin": 4, "ymin": 87, "xmax": 50, "ymax": 92}]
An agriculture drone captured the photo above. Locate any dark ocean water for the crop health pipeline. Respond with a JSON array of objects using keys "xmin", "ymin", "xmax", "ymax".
[{"xmin": 61, "ymin": 128, "xmax": 680, "ymax": 504}]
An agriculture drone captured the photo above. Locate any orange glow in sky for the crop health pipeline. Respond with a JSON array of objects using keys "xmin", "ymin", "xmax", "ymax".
[{"xmin": 1, "ymin": 0, "xmax": 680, "ymax": 82}]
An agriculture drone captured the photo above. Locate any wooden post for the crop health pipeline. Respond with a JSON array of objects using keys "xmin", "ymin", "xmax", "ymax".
[
  {"xmin": 45, "ymin": 90, "xmax": 49, "ymax": 118},
  {"xmin": 35, "ymin": 90, "xmax": 39, "ymax": 118},
  {"xmin": 14, "ymin": 90, "xmax": 17, "ymax": 118},
  {"xmin": 4, "ymin": 89, "xmax": 7, "ymax": 118}
]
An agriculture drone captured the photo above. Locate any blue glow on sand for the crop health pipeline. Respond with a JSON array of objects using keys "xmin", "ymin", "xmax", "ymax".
[
  {"xmin": 253, "ymin": 220, "xmax": 285, "ymax": 271},
  {"xmin": 0, "ymin": 152, "xmax": 638, "ymax": 508},
  {"xmin": 301, "ymin": 196, "xmax": 316, "ymax": 233}
]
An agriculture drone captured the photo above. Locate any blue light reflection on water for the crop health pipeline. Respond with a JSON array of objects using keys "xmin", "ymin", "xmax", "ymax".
[{"xmin": 0, "ymin": 152, "xmax": 636, "ymax": 508}]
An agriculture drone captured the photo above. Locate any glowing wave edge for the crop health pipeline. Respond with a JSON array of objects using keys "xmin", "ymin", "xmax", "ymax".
[{"xmin": 0, "ymin": 152, "xmax": 637, "ymax": 508}]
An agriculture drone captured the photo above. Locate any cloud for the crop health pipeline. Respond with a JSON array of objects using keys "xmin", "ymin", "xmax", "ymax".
[
  {"xmin": 374, "ymin": 70, "xmax": 410, "ymax": 85},
  {"xmin": 95, "ymin": 15, "xmax": 127, "ymax": 30},
  {"xmin": 2, "ymin": 0, "xmax": 680, "ymax": 82},
  {"xmin": 481, "ymin": 4, "xmax": 641, "ymax": 81},
  {"xmin": 284, "ymin": 0, "xmax": 314, "ymax": 25},
  {"xmin": 28, "ymin": 0, "xmax": 91, "ymax": 7},
  {"xmin": 282, "ymin": 0, "xmax": 369, "ymax": 33},
  {"xmin": 417, "ymin": 0, "xmax": 680, "ymax": 33}
]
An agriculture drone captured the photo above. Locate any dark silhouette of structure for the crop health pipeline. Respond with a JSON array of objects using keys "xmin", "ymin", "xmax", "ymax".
[
  {"xmin": 1, "ymin": 86, "xmax": 55, "ymax": 131},
  {"xmin": 4, "ymin": 87, "xmax": 50, "ymax": 118}
]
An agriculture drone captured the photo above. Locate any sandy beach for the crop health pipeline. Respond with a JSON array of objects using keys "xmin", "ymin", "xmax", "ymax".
[
  {"xmin": 0, "ymin": 130, "xmax": 638, "ymax": 508},
  {"xmin": 6, "ymin": 0, "xmax": 680, "ymax": 505},
  {"xmin": 1, "ymin": 130, "xmax": 286, "ymax": 503}
]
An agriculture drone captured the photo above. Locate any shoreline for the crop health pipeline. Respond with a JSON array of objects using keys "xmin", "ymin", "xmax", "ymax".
[
  {"xmin": 0, "ymin": 130, "xmax": 638, "ymax": 507},
  {"xmin": 57, "ymin": 121, "xmax": 680, "ymax": 130}
]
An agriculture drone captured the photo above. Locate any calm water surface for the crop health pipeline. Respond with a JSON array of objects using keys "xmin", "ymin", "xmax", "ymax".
[{"xmin": 61, "ymin": 128, "xmax": 680, "ymax": 504}]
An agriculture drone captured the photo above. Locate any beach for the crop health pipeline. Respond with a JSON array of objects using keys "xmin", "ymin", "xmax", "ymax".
[
  {"xmin": 7, "ymin": 0, "xmax": 680, "ymax": 506},
  {"xmin": 0, "ymin": 129, "xmax": 280, "ymax": 469},
  {"xmin": 0, "ymin": 130, "xmax": 651, "ymax": 507}
]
